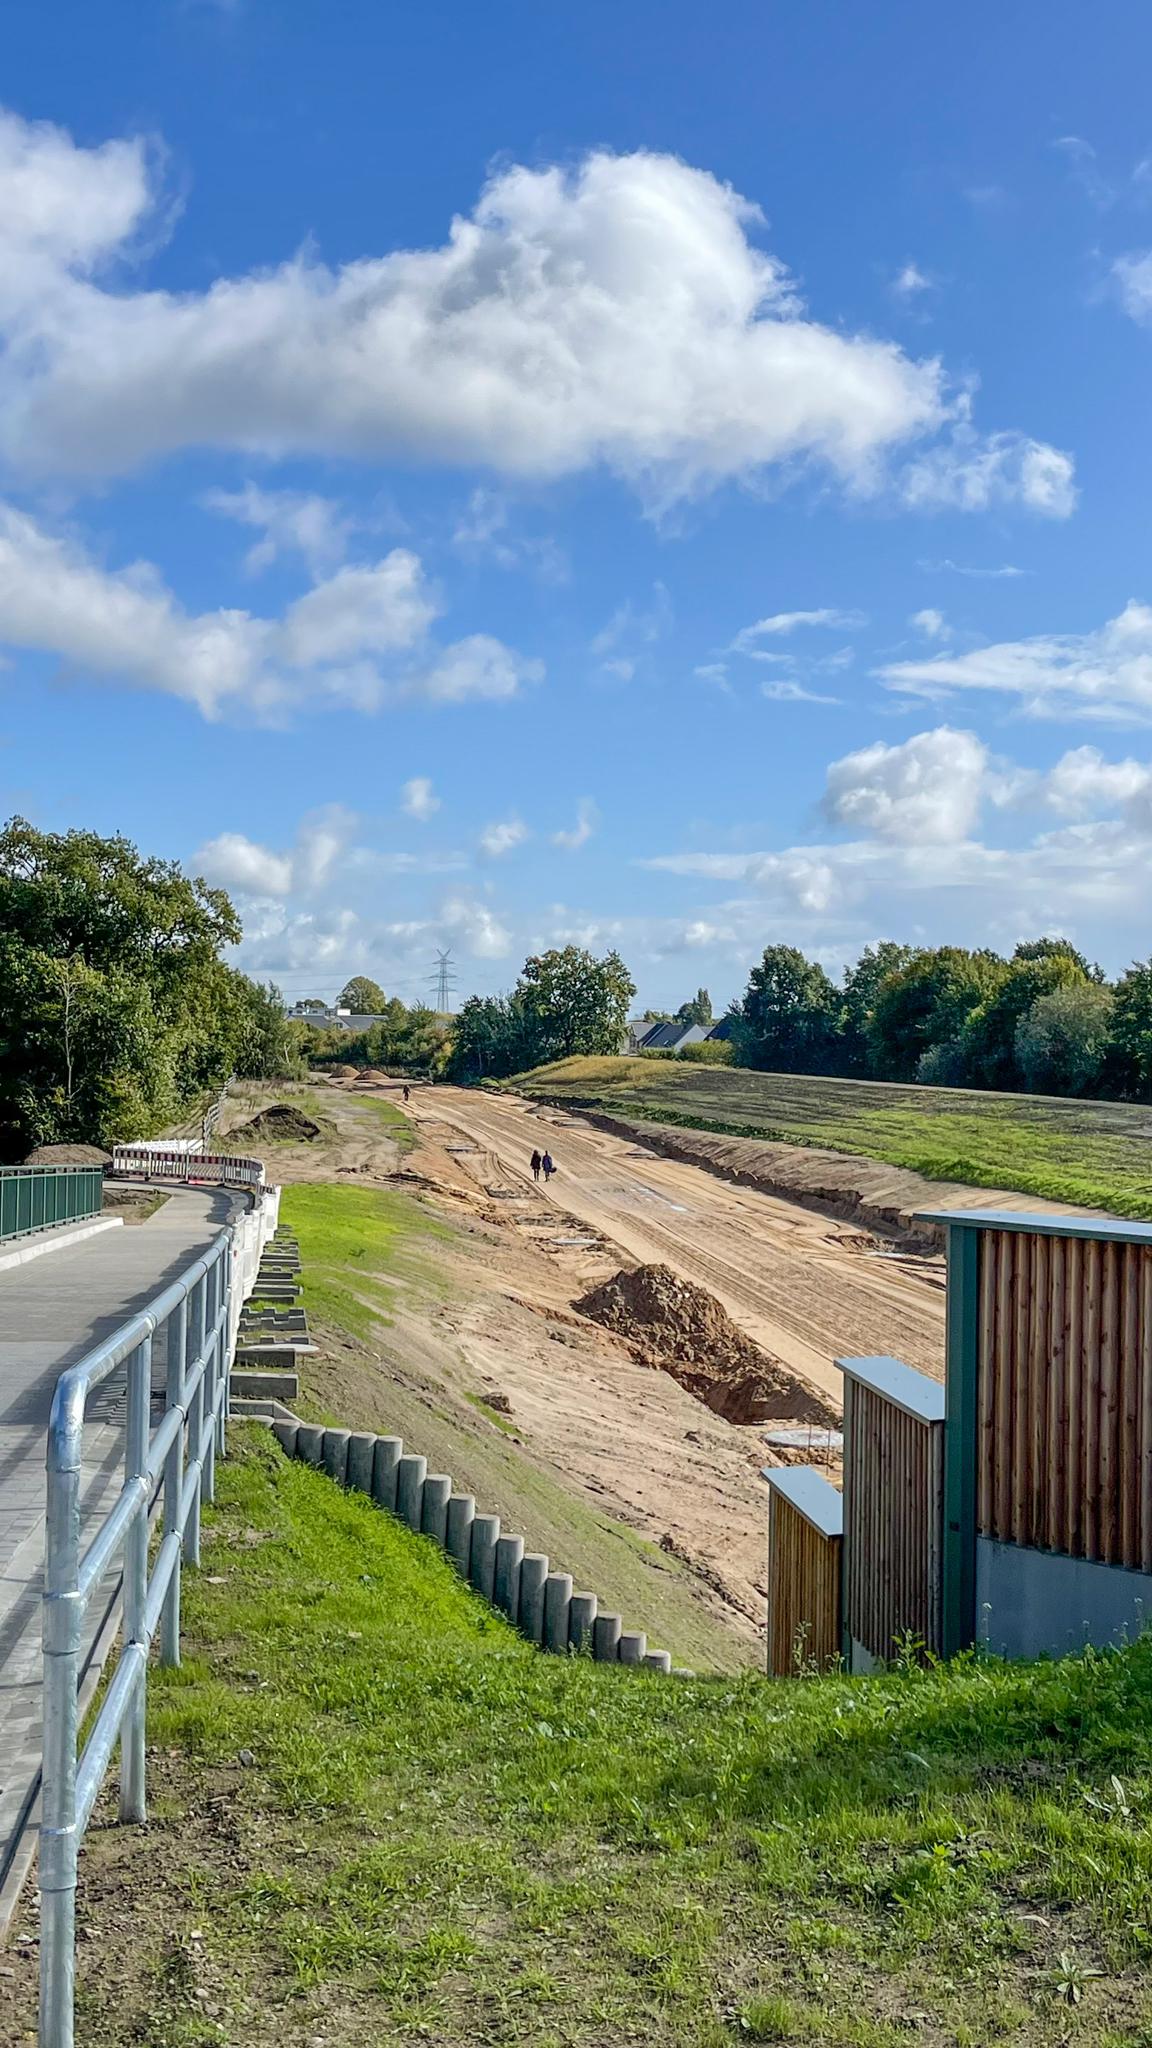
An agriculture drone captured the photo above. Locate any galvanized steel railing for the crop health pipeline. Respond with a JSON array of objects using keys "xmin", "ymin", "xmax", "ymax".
[
  {"xmin": 0, "ymin": 1166, "xmax": 103, "ymax": 1246},
  {"xmin": 39, "ymin": 1230, "xmax": 234, "ymax": 2048}
]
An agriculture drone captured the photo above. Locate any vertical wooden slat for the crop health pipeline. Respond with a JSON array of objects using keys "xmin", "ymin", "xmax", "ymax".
[
  {"xmin": 766, "ymin": 1490, "xmax": 842, "ymax": 1676},
  {"xmin": 1029, "ymin": 1233, "xmax": 1048, "ymax": 1551},
  {"xmin": 1099, "ymin": 1243, "xmax": 1119, "ymax": 1564},
  {"xmin": 1066, "ymin": 1235, "xmax": 1084, "ymax": 1557},
  {"xmin": 978, "ymin": 1227, "xmax": 997, "ymax": 1536},
  {"xmin": 994, "ymin": 1232, "xmax": 1014, "ymax": 1540},
  {"xmin": 1142, "ymin": 1251, "xmax": 1152, "ymax": 1575},
  {"xmin": 1012, "ymin": 1232, "xmax": 1031, "ymax": 1546},
  {"xmin": 1048, "ymin": 1234, "xmax": 1067, "ymax": 1554},
  {"xmin": 1083, "ymin": 1238, "xmax": 1102, "ymax": 1560},
  {"xmin": 1119, "ymin": 1246, "xmax": 1140, "ymax": 1569}
]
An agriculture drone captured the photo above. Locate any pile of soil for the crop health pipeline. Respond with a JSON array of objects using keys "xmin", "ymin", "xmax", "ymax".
[
  {"xmin": 575, "ymin": 1263, "xmax": 836, "ymax": 1427},
  {"xmin": 327, "ymin": 1063, "xmax": 359, "ymax": 1079},
  {"xmin": 23, "ymin": 1142, "xmax": 111, "ymax": 1166},
  {"xmin": 232, "ymin": 1104, "xmax": 326, "ymax": 1143}
]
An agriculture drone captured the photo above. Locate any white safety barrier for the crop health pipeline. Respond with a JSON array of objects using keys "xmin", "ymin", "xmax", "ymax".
[{"xmin": 110, "ymin": 1147, "xmax": 265, "ymax": 1188}]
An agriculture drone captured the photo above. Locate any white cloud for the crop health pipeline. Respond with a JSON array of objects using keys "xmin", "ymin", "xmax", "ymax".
[
  {"xmin": 910, "ymin": 607, "xmax": 949, "ymax": 640},
  {"xmin": 439, "ymin": 896, "xmax": 512, "ymax": 958},
  {"xmin": 451, "ymin": 488, "xmax": 566, "ymax": 581},
  {"xmin": 1053, "ymin": 135, "xmax": 1114, "ymax": 210},
  {"xmin": 1027, "ymin": 744, "xmax": 1152, "ymax": 820},
  {"xmin": 203, "ymin": 483, "xmax": 352, "ymax": 575},
  {"xmin": 730, "ymin": 607, "xmax": 864, "ymax": 652},
  {"xmin": 0, "ymin": 110, "xmax": 1069, "ymax": 512},
  {"xmin": 195, "ymin": 805, "xmax": 355, "ymax": 900},
  {"xmin": 402, "ymin": 776, "xmax": 439, "ymax": 821},
  {"xmin": 892, "ymin": 261, "xmax": 933, "ymax": 299},
  {"xmin": 0, "ymin": 500, "xmax": 536, "ymax": 719},
  {"xmin": 879, "ymin": 600, "xmax": 1152, "ymax": 725},
  {"xmin": 919, "ymin": 559, "xmax": 1026, "ymax": 579},
  {"xmin": 552, "ymin": 798, "xmax": 598, "ymax": 850},
  {"xmin": 1115, "ymin": 251, "xmax": 1152, "ymax": 322},
  {"xmin": 900, "ymin": 430, "xmax": 1077, "ymax": 518},
  {"xmin": 479, "ymin": 815, "xmax": 530, "ymax": 858},
  {"xmin": 822, "ymin": 726, "xmax": 989, "ymax": 844},
  {"xmin": 761, "ymin": 677, "xmax": 843, "ymax": 705}
]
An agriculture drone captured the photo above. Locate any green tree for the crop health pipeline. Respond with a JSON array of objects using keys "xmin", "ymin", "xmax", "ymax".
[
  {"xmin": 960, "ymin": 946, "xmax": 1089, "ymax": 1090},
  {"xmin": 516, "ymin": 946, "xmax": 636, "ymax": 1064},
  {"xmin": 446, "ymin": 993, "xmax": 534, "ymax": 1081},
  {"xmin": 1016, "ymin": 983, "xmax": 1114, "ymax": 1096},
  {"xmin": 739, "ymin": 945, "xmax": 838, "ymax": 1074},
  {"xmin": 675, "ymin": 988, "xmax": 713, "ymax": 1028},
  {"xmin": 338, "ymin": 976, "xmax": 387, "ymax": 1013},
  {"xmin": 1107, "ymin": 961, "xmax": 1152, "ymax": 1098},
  {"xmin": 839, "ymin": 942, "xmax": 916, "ymax": 1075},
  {"xmin": 868, "ymin": 947, "xmax": 1006, "ymax": 1081}
]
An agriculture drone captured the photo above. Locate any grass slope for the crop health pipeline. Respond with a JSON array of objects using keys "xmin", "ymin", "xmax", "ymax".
[
  {"xmin": 16, "ymin": 1433, "xmax": 1152, "ymax": 2047},
  {"xmin": 277, "ymin": 1181, "xmax": 750, "ymax": 1673},
  {"xmin": 512, "ymin": 1059, "xmax": 1152, "ymax": 1219}
]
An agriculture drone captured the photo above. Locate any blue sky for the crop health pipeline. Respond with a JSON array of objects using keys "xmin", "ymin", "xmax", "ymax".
[{"xmin": 4, "ymin": 0, "xmax": 1152, "ymax": 1011}]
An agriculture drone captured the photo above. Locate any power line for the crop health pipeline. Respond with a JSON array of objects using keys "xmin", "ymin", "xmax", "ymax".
[{"xmin": 429, "ymin": 947, "xmax": 458, "ymax": 1014}]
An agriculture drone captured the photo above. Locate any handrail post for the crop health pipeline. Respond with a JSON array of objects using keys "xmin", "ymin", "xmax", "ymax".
[
  {"xmin": 203, "ymin": 1258, "xmax": 218, "ymax": 1506},
  {"xmin": 119, "ymin": 1337, "xmax": 151, "ymax": 1824},
  {"xmin": 40, "ymin": 1423, "xmax": 83, "ymax": 2048},
  {"xmin": 186, "ymin": 1275, "xmax": 206, "ymax": 1566},
  {"xmin": 161, "ymin": 1299, "xmax": 188, "ymax": 1668}
]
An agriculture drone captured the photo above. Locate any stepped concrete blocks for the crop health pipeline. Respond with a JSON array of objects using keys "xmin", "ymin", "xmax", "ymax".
[
  {"xmin": 518, "ymin": 1554, "xmax": 549, "ymax": 1644},
  {"xmin": 568, "ymin": 1592, "xmax": 598, "ymax": 1653},
  {"xmin": 446, "ymin": 1493, "xmax": 476, "ymax": 1574},
  {"xmin": 618, "ymin": 1631, "xmax": 647, "ymax": 1667},
  {"xmin": 469, "ymin": 1514, "xmax": 500, "ymax": 1600},
  {"xmin": 346, "ymin": 1433, "xmax": 376, "ymax": 1495},
  {"xmin": 421, "ymin": 1474, "xmax": 452, "ymax": 1546},
  {"xmin": 494, "ymin": 1534, "xmax": 524, "ymax": 1620},
  {"xmin": 371, "ymin": 1436, "xmax": 403, "ymax": 1513},
  {"xmin": 543, "ymin": 1573, "xmax": 574, "ymax": 1653},
  {"xmin": 396, "ymin": 1453, "xmax": 427, "ymax": 1530},
  {"xmin": 297, "ymin": 1423, "xmax": 324, "ymax": 1467},
  {"xmin": 322, "ymin": 1429, "xmax": 351, "ymax": 1486},
  {"xmin": 593, "ymin": 1613, "xmax": 622, "ymax": 1663},
  {"xmin": 644, "ymin": 1650, "xmax": 673, "ymax": 1674},
  {"xmin": 271, "ymin": 1418, "xmax": 299, "ymax": 1458}
]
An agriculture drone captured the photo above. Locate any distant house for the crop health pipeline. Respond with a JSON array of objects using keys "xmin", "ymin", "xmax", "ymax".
[
  {"xmin": 704, "ymin": 1015, "xmax": 741, "ymax": 1043},
  {"xmin": 633, "ymin": 1021, "xmax": 710, "ymax": 1053}
]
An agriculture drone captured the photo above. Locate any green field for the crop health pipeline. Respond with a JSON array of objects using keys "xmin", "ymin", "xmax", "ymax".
[
  {"xmin": 10, "ymin": 1433, "xmax": 1148, "ymax": 2046},
  {"xmin": 511, "ymin": 1058, "xmax": 1152, "ymax": 1218}
]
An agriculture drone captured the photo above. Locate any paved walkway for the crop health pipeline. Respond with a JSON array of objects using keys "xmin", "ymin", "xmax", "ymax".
[{"xmin": 0, "ymin": 1192, "xmax": 233, "ymax": 1905}]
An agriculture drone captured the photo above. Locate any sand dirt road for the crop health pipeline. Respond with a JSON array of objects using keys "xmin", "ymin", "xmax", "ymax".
[{"xmin": 403, "ymin": 1085, "xmax": 946, "ymax": 1407}]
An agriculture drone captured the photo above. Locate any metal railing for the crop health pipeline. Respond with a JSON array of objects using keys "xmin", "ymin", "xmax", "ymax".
[
  {"xmin": 0, "ymin": 1167, "xmax": 103, "ymax": 1246},
  {"xmin": 39, "ymin": 1230, "xmax": 234, "ymax": 2048}
]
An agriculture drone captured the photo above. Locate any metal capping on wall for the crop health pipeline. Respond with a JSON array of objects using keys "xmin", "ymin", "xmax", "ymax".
[
  {"xmin": 763, "ymin": 1467, "xmax": 842, "ymax": 1677},
  {"xmin": 840, "ymin": 1355, "xmax": 945, "ymax": 1665}
]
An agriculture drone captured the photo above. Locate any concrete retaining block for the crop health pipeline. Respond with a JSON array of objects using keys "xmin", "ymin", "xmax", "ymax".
[
  {"xmin": 618, "ymin": 1631, "xmax": 647, "ymax": 1667},
  {"xmin": 421, "ymin": 1473, "xmax": 452, "ymax": 1546},
  {"xmin": 396, "ymin": 1453, "xmax": 427, "ymax": 1531},
  {"xmin": 371, "ymin": 1436, "xmax": 403, "ymax": 1513},
  {"xmin": 543, "ymin": 1573, "xmax": 574, "ymax": 1653},
  {"xmin": 446, "ymin": 1493, "xmax": 476, "ymax": 1574},
  {"xmin": 297, "ymin": 1423, "xmax": 324, "ymax": 1467},
  {"xmin": 493, "ymin": 1534, "xmax": 524, "ymax": 1620},
  {"xmin": 593, "ymin": 1613, "xmax": 622, "ymax": 1663},
  {"xmin": 470, "ymin": 1514, "xmax": 500, "ymax": 1600},
  {"xmin": 518, "ymin": 1554, "xmax": 549, "ymax": 1644},
  {"xmin": 271, "ymin": 1418, "xmax": 299, "ymax": 1458},
  {"xmin": 322, "ymin": 1429, "xmax": 351, "ymax": 1486},
  {"xmin": 347, "ymin": 1432, "xmax": 376, "ymax": 1495},
  {"xmin": 644, "ymin": 1650, "xmax": 673, "ymax": 1674},
  {"xmin": 569, "ymin": 1591, "xmax": 597, "ymax": 1653}
]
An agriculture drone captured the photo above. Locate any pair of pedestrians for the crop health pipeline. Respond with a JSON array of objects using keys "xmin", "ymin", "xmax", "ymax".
[{"xmin": 530, "ymin": 1148, "xmax": 555, "ymax": 1183}]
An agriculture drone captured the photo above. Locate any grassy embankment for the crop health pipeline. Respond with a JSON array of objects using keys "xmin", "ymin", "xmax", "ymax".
[
  {"xmin": 17, "ymin": 1429, "xmax": 1151, "ymax": 2047},
  {"xmin": 512, "ymin": 1059, "xmax": 1152, "ymax": 1219},
  {"xmin": 273, "ymin": 1180, "xmax": 750, "ymax": 1674}
]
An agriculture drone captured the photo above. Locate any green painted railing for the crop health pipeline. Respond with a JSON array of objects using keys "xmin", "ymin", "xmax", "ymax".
[{"xmin": 0, "ymin": 1166, "xmax": 104, "ymax": 1245}]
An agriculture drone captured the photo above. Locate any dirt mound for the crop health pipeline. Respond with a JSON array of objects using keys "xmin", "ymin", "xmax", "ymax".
[
  {"xmin": 327, "ymin": 1064, "xmax": 359, "ymax": 1079},
  {"xmin": 232, "ymin": 1103, "xmax": 325, "ymax": 1143},
  {"xmin": 24, "ymin": 1142, "xmax": 111, "ymax": 1166},
  {"xmin": 575, "ymin": 1263, "xmax": 835, "ymax": 1427}
]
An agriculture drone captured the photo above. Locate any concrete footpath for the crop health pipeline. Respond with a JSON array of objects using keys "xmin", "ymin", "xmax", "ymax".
[{"xmin": 0, "ymin": 1191, "xmax": 233, "ymax": 1914}]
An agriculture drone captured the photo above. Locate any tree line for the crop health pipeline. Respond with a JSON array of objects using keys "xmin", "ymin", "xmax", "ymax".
[
  {"xmin": 0, "ymin": 818, "xmax": 295, "ymax": 1162},
  {"xmin": 728, "ymin": 939, "xmax": 1152, "ymax": 1099}
]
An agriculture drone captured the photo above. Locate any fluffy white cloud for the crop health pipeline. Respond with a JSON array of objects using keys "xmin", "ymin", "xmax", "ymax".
[
  {"xmin": 1115, "ymin": 251, "xmax": 1152, "ymax": 321},
  {"xmin": 879, "ymin": 600, "xmax": 1152, "ymax": 725},
  {"xmin": 0, "ymin": 110, "xmax": 1070, "ymax": 511},
  {"xmin": 822, "ymin": 727, "xmax": 989, "ymax": 844},
  {"xmin": 892, "ymin": 261, "xmax": 933, "ymax": 299},
  {"xmin": 910, "ymin": 607, "xmax": 948, "ymax": 639},
  {"xmin": 730, "ymin": 607, "xmax": 864, "ymax": 653},
  {"xmin": 439, "ymin": 896, "xmax": 512, "ymax": 958},
  {"xmin": 552, "ymin": 798, "xmax": 598, "ymax": 851},
  {"xmin": 402, "ymin": 776, "xmax": 439, "ymax": 821},
  {"xmin": 1024, "ymin": 744, "xmax": 1152, "ymax": 820},
  {"xmin": 194, "ymin": 805, "xmax": 355, "ymax": 899},
  {"xmin": 203, "ymin": 483, "xmax": 352, "ymax": 575},
  {"xmin": 900, "ymin": 431, "xmax": 1077, "ymax": 518},
  {"xmin": 0, "ymin": 500, "xmax": 536, "ymax": 719},
  {"xmin": 478, "ymin": 815, "xmax": 530, "ymax": 858}
]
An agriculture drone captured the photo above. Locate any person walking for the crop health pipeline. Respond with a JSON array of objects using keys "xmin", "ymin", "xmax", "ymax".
[
  {"xmin": 402, "ymin": 1084, "xmax": 410, "ymax": 1103},
  {"xmin": 530, "ymin": 1149, "xmax": 542, "ymax": 1181},
  {"xmin": 542, "ymin": 1150, "xmax": 555, "ymax": 1182}
]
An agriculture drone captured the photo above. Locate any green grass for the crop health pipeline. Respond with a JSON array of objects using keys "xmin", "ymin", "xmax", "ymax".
[
  {"xmin": 277, "ymin": 1181, "xmax": 445, "ymax": 1340},
  {"xmin": 58, "ymin": 1434, "xmax": 1152, "ymax": 2045},
  {"xmin": 512, "ymin": 1058, "xmax": 1152, "ymax": 1219}
]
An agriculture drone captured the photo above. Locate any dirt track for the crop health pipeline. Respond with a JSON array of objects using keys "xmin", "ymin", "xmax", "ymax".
[{"xmin": 403, "ymin": 1086, "xmax": 946, "ymax": 1406}]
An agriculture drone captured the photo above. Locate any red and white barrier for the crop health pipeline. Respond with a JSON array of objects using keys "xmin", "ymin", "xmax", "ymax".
[{"xmin": 110, "ymin": 1146, "xmax": 265, "ymax": 1188}]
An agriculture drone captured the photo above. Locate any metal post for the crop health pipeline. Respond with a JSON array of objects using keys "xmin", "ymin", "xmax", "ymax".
[
  {"xmin": 218, "ymin": 1244, "xmax": 231, "ymax": 1457},
  {"xmin": 119, "ymin": 1337, "xmax": 150, "ymax": 1823},
  {"xmin": 941, "ymin": 1222, "xmax": 981, "ymax": 1657},
  {"xmin": 161, "ymin": 1299, "xmax": 187, "ymax": 1668},
  {"xmin": 40, "ymin": 1417, "xmax": 83, "ymax": 2048},
  {"xmin": 203, "ymin": 1259, "xmax": 218, "ymax": 1507},
  {"xmin": 186, "ymin": 1276, "xmax": 205, "ymax": 1566}
]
